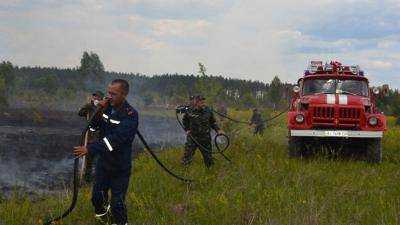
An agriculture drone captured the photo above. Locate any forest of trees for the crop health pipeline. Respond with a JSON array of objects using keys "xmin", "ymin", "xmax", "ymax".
[
  {"xmin": 0, "ymin": 52, "xmax": 399, "ymax": 123},
  {"xmin": 0, "ymin": 52, "xmax": 292, "ymax": 111}
]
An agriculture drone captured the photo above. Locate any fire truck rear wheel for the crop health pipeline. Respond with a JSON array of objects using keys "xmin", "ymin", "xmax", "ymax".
[
  {"xmin": 366, "ymin": 138, "xmax": 382, "ymax": 163},
  {"xmin": 288, "ymin": 136, "xmax": 304, "ymax": 158}
]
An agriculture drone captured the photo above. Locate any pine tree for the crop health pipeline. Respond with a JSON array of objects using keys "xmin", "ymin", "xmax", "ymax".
[
  {"xmin": 194, "ymin": 63, "xmax": 223, "ymax": 105},
  {"xmin": 79, "ymin": 51, "xmax": 105, "ymax": 87},
  {"xmin": 268, "ymin": 76, "xmax": 283, "ymax": 110}
]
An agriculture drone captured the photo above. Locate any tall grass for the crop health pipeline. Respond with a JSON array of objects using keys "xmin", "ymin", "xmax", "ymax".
[{"xmin": 1, "ymin": 113, "xmax": 399, "ymax": 225}]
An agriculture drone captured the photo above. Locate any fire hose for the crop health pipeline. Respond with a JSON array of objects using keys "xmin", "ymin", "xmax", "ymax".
[
  {"xmin": 211, "ymin": 106, "xmax": 290, "ymax": 125},
  {"xmin": 43, "ymin": 125, "xmax": 89, "ymax": 225},
  {"xmin": 43, "ymin": 107, "xmax": 193, "ymax": 225},
  {"xmin": 175, "ymin": 111, "xmax": 231, "ymax": 162}
]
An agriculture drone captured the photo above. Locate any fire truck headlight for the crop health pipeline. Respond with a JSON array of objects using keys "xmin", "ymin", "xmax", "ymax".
[
  {"xmin": 368, "ymin": 116, "xmax": 378, "ymax": 126},
  {"xmin": 295, "ymin": 114, "xmax": 305, "ymax": 123}
]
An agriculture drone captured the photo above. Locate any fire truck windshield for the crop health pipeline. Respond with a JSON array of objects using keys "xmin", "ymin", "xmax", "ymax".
[{"xmin": 303, "ymin": 79, "xmax": 368, "ymax": 96}]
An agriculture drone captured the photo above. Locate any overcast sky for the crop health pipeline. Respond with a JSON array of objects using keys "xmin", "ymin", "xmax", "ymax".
[{"xmin": 1, "ymin": 0, "xmax": 399, "ymax": 88}]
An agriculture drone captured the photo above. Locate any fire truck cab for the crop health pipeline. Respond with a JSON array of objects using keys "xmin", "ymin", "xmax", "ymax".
[{"xmin": 287, "ymin": 61, "xmax": 387, "ymax": 163}]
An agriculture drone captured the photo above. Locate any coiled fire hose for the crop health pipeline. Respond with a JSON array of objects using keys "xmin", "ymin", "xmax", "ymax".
[{"xmin": 43, "ymin": 108, "xmax": 193, "ymax": 225}]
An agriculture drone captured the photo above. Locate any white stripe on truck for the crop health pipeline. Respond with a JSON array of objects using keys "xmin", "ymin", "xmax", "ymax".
[
  {"xmin": 326, "ymin": 94, "xmax": 336, "ymax": 104},
  {"xmin": 338, "ymin": 95, "xmax": 348, "ymax": 105}
]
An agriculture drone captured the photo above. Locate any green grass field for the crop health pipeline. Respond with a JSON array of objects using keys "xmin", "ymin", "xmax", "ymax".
[{"xmin": 1, "ymin": 113, "xmax": 400, "ymax": 225}]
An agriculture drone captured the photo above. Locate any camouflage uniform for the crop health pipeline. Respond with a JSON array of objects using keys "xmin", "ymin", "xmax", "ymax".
[
  {"xmin": 78, "ymin": 102, "xmax": 100, "ymax": 183},
  {"xmin": 250, "ymin": 109, "xmax": 265, "ymax": 135},
  {"xmin": 181, "ymin": 106, "xmax": 220, "ymax": 168}
]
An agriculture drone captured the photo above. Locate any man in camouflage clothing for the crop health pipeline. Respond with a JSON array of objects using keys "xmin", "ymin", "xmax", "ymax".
[
  {"xmin": 249, "ymin": 108, "xmax": 265, "ymax": 135},
  {"xmin": 181, "ymin": 95, "xmax": 223, "ymax": 168},
  {"xmin": 78, "ymin": 91, "xmax": 104, "ymax": 183}
]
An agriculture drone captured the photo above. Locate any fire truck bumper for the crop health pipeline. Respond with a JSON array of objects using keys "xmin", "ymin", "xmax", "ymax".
[{"xmin": 290, "ymin": 130, "xmax": 383, "ymax": 138}]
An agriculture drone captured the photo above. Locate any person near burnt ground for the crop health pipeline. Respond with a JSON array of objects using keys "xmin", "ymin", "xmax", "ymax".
[{"xmin": 74, "ymin": 79, "xmax": 138, "ymax": 225}]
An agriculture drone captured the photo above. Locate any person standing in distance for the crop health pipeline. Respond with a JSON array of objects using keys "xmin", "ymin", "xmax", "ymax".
[{"xmin": 249, "ymin": 108, "xmax": 265, "ymax": 135}]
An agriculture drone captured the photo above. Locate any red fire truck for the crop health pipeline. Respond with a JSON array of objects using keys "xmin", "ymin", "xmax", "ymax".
[{"xmin": 287, "ymin": 61, "xmax": 387, "ymax": 162}]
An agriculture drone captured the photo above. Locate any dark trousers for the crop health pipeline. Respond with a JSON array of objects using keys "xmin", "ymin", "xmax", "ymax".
[
  {"xmin": 254, "ymin": 125, "xmax": 265, "ymax": 135},
  {"xmin": 92, "ymin": 169, "xmax": 130, "ymax": 224},
  {"xmin": 182, "ymin": 135, "xmax": 213, "ymax": 168}
]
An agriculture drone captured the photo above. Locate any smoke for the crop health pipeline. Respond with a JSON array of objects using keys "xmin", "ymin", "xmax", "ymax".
[
  {"xmin": 0, "ymin": 112, "xmax": 185, "ymax": 198},
  {"xmin": 0, "ymin": 158, "xmax": 73, "ymax": 198}
]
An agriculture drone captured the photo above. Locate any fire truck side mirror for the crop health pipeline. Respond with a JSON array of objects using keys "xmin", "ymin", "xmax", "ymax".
[{"xmin": 293, "ymin": 86, "xmax": 300, "ymax": 93}]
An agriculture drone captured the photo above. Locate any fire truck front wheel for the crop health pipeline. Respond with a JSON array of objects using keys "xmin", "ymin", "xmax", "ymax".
[
  {"xmin": 288, "ymin": 136, "xmax": 305, "ymax": 158},
  {"xmin": 366, "ymin": 138, "xmax": 382, "ymax": 163}
]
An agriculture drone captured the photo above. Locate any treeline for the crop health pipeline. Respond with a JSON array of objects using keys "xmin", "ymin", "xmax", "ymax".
[
  {"xmin": 0, "ymin": 53, "xmax": 292, "ymax": 111},
  {"xmin": 0, "ymin": 52, "xmax": 399, "ymax": 120}
]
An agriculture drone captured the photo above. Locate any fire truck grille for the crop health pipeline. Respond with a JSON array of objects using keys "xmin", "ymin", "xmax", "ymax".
[
  {"xmin": 313, "ymin": 107, "xmax": 334, "ymax": 118},
  {"xmin": 339, "ymin": 108, "xmax": 361, "ymax": 119},
  {"xmin": 311, "ymin": 106, "xmax": 362, "ymax": 129}
]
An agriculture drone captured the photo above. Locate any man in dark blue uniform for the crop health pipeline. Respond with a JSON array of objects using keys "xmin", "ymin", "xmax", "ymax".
[{"xmin": 74, "ymin": 79, "xmax": 138, "ymax": 225}]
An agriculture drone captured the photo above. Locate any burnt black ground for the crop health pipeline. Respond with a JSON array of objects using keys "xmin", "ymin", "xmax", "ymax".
[{"xmin": 0, "ymin": 108, "xmax": 185, "ymax": 198}]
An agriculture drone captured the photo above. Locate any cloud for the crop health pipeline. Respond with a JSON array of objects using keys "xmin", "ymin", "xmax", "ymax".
[
  {"xmin": 0, "ymin": 0, "xmax": 21, "ymax": 4},
  {"xmin": 0, "ymin": 0, "xmax": 399, "ymax": 88},
  {"xmin": 83, "ymin": 0, "xmax": 236, "ymax": 20},
  {"xmin": 296, "ymin": 0, "xmax": 400, "ymax": 40},
  {"xmin": 367, "ymin": 61, "xmax": 393, "ymax": 70},
  {"xmin": 151, "ymin": 19, "xmax": 211, "ymax": 37},
  {"xmin": 0, "ymin": 0, "xmax": 24, "ymax": 6}
]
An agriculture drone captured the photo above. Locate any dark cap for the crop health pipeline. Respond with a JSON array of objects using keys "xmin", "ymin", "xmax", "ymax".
[{"xmin": 92, "ymin": 91, "xmax": 104, "ymax": 98}]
